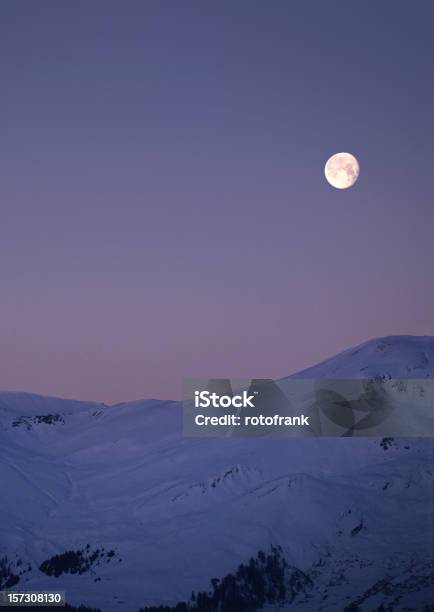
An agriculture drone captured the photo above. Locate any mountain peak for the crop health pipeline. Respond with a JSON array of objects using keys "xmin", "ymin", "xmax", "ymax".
[{"xmin": 291, "ymin": 335, "xmax": 434, "ymax": 379}]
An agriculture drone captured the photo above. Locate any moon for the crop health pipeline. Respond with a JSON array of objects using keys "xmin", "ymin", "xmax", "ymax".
[{"xmin": 324, "ymin": 152, "xmax": 360, "ymax": 189}]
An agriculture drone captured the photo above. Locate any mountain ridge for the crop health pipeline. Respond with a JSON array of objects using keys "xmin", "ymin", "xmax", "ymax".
[
  {"xmin": 1, "ymin": 335, "xmax": 433, "ymax": 408},
  {"xmin": 0, "ymin": 335, "xmax": 432, "ymax": 611}
]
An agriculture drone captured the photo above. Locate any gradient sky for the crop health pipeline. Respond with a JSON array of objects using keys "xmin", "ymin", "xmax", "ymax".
[{"xmin": 1, "ymin": 0, "xmax": 433, "ymax": 403}]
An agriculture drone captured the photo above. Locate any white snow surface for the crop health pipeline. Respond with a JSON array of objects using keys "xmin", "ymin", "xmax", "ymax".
[{"xmin": 0, "ymin": 336, "xmax": 432, "ymax": 611}]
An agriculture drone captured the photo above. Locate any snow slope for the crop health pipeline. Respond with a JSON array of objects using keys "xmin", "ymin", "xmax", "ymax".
[
  {"xmin": 290, "ymin": 335, "xmax": 434, "ymax": 380},
  {"xmin": 0, "ymin": 336, "xmax": 433, "ymax": 611}
]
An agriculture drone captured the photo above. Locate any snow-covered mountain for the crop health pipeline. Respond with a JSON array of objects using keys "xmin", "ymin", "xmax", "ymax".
[
  {"xmin": 290, "ymin": 335, "xmax": 434, "ymax": 379},
  {"xmin": 0, "ymin": 336, "xmax": 433, "ymax": 611}
]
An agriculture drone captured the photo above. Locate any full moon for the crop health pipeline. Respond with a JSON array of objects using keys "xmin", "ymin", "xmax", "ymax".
[{"xmin": 324, "ymin": 152, "xmax": 359, "ymax": 189}]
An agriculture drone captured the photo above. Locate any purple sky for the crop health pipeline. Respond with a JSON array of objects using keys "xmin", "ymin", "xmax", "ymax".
[{"xmin": 1, "ymin": 1, "xmax": 433, "ymax": 403}]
